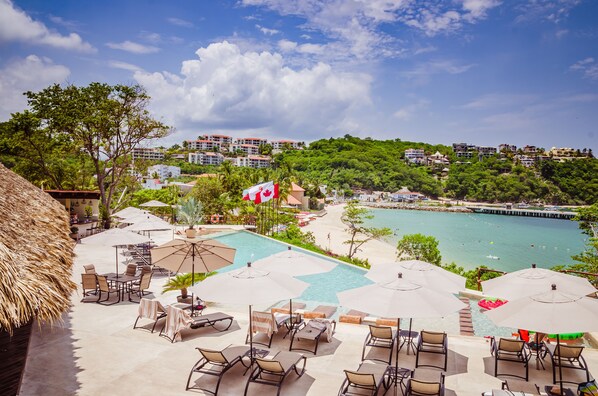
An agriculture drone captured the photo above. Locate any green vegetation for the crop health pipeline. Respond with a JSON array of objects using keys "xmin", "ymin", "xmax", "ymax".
[
  {"xmin": 177, "ymin": 197, "xmax": 203, "ymax": 230},
  {"xmin": 396, "ymin": 233, "xmax": 442, "ymax": 265},
  {"xmin": 341, "ymin": 201, "xmax": 392, "ymax": 258},
  {"xmin": 162, "ymin": 272, "xmax": 214, "ymax": 299}
]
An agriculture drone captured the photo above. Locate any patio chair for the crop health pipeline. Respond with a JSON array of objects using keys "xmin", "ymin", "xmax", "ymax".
[
  {"xmin": 361, "ymin": 325, "xmax": 398, "ymax": 365},
  {"xmin": 416, "ymin": 331, "xmax": 448, "ymax": 371},
  {"xmin": 546, "ymin": 343, "xmax": 591, "ymax": 385},
  {"xmin": 490, "ymin": 337, "xmax": 531, "ymax": 381},
  {"xmin": 244, "ymin": 351, "xmax": 307, "ymax": 396},
  {"xmin": 186, "ymin": 344, "xmax": 251, "ymax": 395},
  {"xmin": 290, "ymin": 318, "xmax": 336, "ymax": 355},
  {"xmin": 83, "ymin": 264, "xmax": 96, "ymax": 274},
  {"xmin": 124, "ymin": 263, "xmax": 137, "ymax": 276},
  {"xmin": 129, "ymin": 272, "xmax": 153, "ymax": 301},
  {"xmin": 246, "ymin": 310, "xmax": 280, "ymax": 348},
  {"xmin": 133, "ymin": 298, "xmax": 167, "ymax": 333},
  {"xmin": 80, "ymin": 273, "xmax": 98, "ymax": 300},
  {"xmin": 95, "ymin": 275, "xmax": 120, "ymax": 305},
  {"xmin": 405, "ymin": 370, "xmax": 445, "ymax": 396},
  {"xmin": 518, "ymin": 330, "xmax": 548, "ymax": 367},
  {"xmin": 338, "ymin": 362, "xmax": 391, "ymax": 396}
]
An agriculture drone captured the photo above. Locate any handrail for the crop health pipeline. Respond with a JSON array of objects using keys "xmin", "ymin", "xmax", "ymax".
[{"xmin": 476, "ymin": 268, "xmax": 506, "ymax": 291}]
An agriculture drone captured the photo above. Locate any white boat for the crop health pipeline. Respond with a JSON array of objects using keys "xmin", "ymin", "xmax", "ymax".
[{"xmin": 486, "ymin": 255, "xmax": 500, "ymax": 260}]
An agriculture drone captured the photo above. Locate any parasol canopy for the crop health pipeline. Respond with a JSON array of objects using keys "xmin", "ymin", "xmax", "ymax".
[{"xmin": 252, "ymin": 246, "xmax": 337, "ymax": 277}]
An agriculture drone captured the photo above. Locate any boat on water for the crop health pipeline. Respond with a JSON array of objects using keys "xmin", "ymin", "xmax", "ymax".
[{"xmin": 486, "ymin": 255, "xmax": 500, "ymax": 260}]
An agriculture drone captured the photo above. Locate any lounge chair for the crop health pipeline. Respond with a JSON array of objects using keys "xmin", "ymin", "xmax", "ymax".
[
  {"xmin": 338, "ymin": 362, "xmax": 391, "ymax": 396},
  {"xmin": 160, "ymin": 308, "xmax": 234, "ymax": 343},
  {"xmin": 80, "ymin": 273, "xmax": 98, "ymax": 300},
  {"xmin": 83, "ymin": 264, "xmax": 96, "ymax": 274},
  {"xmin": 244, "ymin": 351, "xmax": 307, "ymax": 396},
  {"xmin": 95, "ymin": 275, "xmax": 120, "ymax": 305},
  {"xmin": 303, "ymin": 305, "xmax": 337, "ymax": 319},
  {"xmin": 361, "ymin": 325, "xmax": 398, "ymax": 365},
  {"xmin": 133, "ymin": 298, "xmax": 167, "ymax": 333},
  {"xmin": 546, "ymin": 343, "xmax": 591, "ymax": 385},
  {"xmin": 490, "ymin": 337, "xmax": 531, "ymax": 381},
  {"xmin": 405, "ymin": 370, "xmax": 445, "ymax": 396},
  {"xmin": 290, "ymin": 318, "xmax": 336, "ymax": 355},
  {"xmin": 415, "ymin": 331, "xmax": 448, "ymax": 371},
  {"xmin": 129, "ymin": 271, "xmax": 153, "ymax": 301},
  {"xmin": 186, "ymin": 345, "xmax": 251, "ymax": 395},
  {"xmin": 246, "ymin": 310, "xmax": 280, "ymax": 348}
]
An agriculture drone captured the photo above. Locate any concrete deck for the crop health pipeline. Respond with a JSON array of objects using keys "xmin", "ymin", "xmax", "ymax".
[{"xmin": 20, "ymin": 229, "xmax": 598, "ymax": 395}]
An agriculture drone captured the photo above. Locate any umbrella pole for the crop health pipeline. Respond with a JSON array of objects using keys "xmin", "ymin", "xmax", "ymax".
[
  {"xmin": 395, "ymin": 318, "xmax": 400, "ymax": 394},
  {"xmin": 557, "ymin": 334, "xmax": 564, "ymax": 396},
  {"xmin": 407, "ymin": 318, "xmax": 413, "ymax": 355},
  {"xmin": 115, "ymin": 246, "xmax": 119, "ymax": 278},
  {"xmin": 289, "ymin": 299, "xmax": 293, "ymax": 326},
  {"xmin": 249, "ymin": 305, "xmax": 254, "ymax": 362},
  {"xmin": 191, "ymin": 246, "xmax": 195, "ymax": 315}
]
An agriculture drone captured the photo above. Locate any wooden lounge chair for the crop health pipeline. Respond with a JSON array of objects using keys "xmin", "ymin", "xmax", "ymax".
[
  {"xmin": 95, "ymin": 275, "xmax": 120, "ymax": 305},
  {"xmin": 290, "ymin": 318, "xmax": 336, "ymax": 355},
  {"xmin": 362, "ymin": 325, "xmax": 398, "ymax": 365},
  {"xmin": 186, "ymin": 344, "xmax": 251, "ymax": 395},
  {"xmin": 416, "ymin": 331, "xmax": 448, "ymax": 371},
  {"xmin": 133, "ymin": 298, "xmax": 167, "ymax": 333},
  {"xmin": 244, "ymin": 351, "xmax": 307, "ymax": 396},
  {"xmin": 405, "ymin": 370, "xmax": 445, "ymax": 396},
  {"xmin": 338, "ymin": 362, "xmax": 391, "ymax": 396},
  {"xmin": 490, "ymin": 337, "xmax": 531, "ymax": 381},
  {"xmin": 546, "ymin": 343, "xmax": 591, "ymax": 385},
  {"xmin": 80, "ymin": 273, "xmax": 98, "ymax": 300}
]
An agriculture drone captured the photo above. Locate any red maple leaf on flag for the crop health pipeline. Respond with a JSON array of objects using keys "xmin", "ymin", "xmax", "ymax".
[{"xmin": 263, "ymin": 189, "xmax": 272, "ymax": 197}]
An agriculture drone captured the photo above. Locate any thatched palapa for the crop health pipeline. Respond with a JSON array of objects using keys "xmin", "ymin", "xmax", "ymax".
[{"xmin": 0, "ymin": 163, "xmax": 76, "ymax": 332}]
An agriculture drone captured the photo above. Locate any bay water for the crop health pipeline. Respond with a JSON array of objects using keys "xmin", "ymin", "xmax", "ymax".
[{"xmin": 365, "ymin": 208, "xmax": 588, "ymax": 271}]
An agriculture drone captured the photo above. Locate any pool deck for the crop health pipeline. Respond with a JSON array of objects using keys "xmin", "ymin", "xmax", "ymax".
[{"xmin": 20, "ymin": 229, "xmax": 598, "ymax": 395}]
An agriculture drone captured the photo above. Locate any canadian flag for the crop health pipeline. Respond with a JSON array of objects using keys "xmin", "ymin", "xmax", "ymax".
[{"xmin": 242, "ymin": 181, "xmax": 279, "ymax": 204}]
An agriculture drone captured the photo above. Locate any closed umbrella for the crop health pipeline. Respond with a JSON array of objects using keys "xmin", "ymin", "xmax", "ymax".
[
  {"xmin": 191, "ymin": 262, "xmax": 309, "ymax": 361},
  {"xmin": 81, "ymin": 228, "xmax": 151, "ymax": 277},
  {"xmin": 140, "ymin": 200, "xmax": 170, "ymax": 207},
  {"xmin": 485, "ymin": 284, "xmax": 598, "ymax": 395},
  {"xmin": 482, "ymin": 264, "xmax": 596, "ymax": 300},
  {"xmin": 367, "ymin": 259, "xmax": 466, "ymax": 294},
  {"xmin": 337, "ymin": 273, "xmax": 466, "ymax": 393},
  {"xmin": 150, "ymin": 238, "xmax": 236, "ymax": 312}
]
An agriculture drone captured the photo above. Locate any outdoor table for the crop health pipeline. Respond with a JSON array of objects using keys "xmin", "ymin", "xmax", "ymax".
[
  {"xmin": 399, "ymin": 329, "xmax": 419, "ymax": 355},
  {"xmin": 388, "ymin": 366, "xmax": 411, "ymax": 393},
  {"xmin": 103, "ymin": 273, "xmax": 140, "ymax": 302},
  {"xmin": 490, "ymin": 390, "xmax": 539, "ymax": 396}
]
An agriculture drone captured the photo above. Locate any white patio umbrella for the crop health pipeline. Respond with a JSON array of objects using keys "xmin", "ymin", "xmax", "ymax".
[
  {"xmin": 367, "ymin": 259, "xmax": 466, "ymax": 294},
  {"xmin": 191, "ymin": 262, "xmax": 309, "ymax": 360},
  {"xmin": 123, "ymin": 215, "xmax": 173, "ymax": 237},
  {"xmin": 337, "ymin": 273, "xmax": 466, "ymax": 393},
  {"xmin": 119, "ymin": 212, "xmax": 164, "ymax": 224},
  {"xmin": 485, "ymin": 284, "xmax": 598, "ymax": 395},
  {"xmin": 150, "ymin": 238, "xmax": 236, "ymax": 313},
  {"xmin": 81, "ymin": 228, "xmax": 151, "ymax": 277},
  {"xmin": 139, "ymin": 199, "xmax": 170, "ymax": 207},
  {"xmin": 482, "ymin": 264, "xmax": 596, "ymax": 300},
  {"xmin": 111, "ymin": 206, "xmax": 146, "ymax": 219}
]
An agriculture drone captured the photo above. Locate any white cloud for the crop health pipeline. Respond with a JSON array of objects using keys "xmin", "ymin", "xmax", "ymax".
[
  {"xmin": 394, "ymin": 99, "xmax": 429, "ymax": 120},
  {"xmin": 0, "ymin": 55, "xmax": 70, "ymax": 119},
  {"xmin": 0, "ymin": 0, "xmax": 95, "ymax": 52},
  {"xmin": 402, "ymin": 59, "xmax": 476, "ymax": 83},
  {"xmin": 167, "ymin": 17, "xmax": 194, "ymax": 28},
  {"xmin": 461, "ymin": 93, "xmax": 537, "ymax": 109},
  {"xmin": 570, "ymin": 57, "xmax": 598, "ymax": 81},
  {"xmin": 108, "ymin": 60, "xmax": 143, "ymax": 72},
  {"xmin": 515, "ymin": 0, "xmax": 581, "ymax": 24},
  {"xmin": 255, "ymin": 24, "xmax": 280, "ymax": 35},
  {"xmin": 133, "ymin": 41, "xmax": 371, "ymax": 139},
  {"xmin": 106, "ymin": 40, "xmax": 160, "ymax": 54}
]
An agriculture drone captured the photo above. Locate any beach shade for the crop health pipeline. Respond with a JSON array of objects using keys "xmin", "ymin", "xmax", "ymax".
[
  {"xmin": 338, "ymin": 273, "xmax": 466, "ymax": 392},
  {"xmin": 485, "ymin": 284, "xmax": 598, "ymax": 395},
  {"xmin": 482, "ymin": 264, "xmax": 596, "ymax": 301},
  {"xmin": 139, "ymin": 199, "xmax": 170, "ymax": 207},
  {"xmin": 119, "ymin": 212, "xmax": 164, "ymax": 224},
  {"xmin": 367, "ymin": 259, "xmax": 466, "ymax": 294},
  {"xmin": 111, "ymin": 206, "xmax": 146, "ymax": 219},
  {"xmin": 252, "ymin": 246, "xmax": 337, "ymax": 277},
  {"xmin": 81, "ymin": 228, "xmax": 151, "ymax": 276},
  {"xmin": 123, "ymin": 215, "xmax": 173, "ymax": 237},
  {"xmin": 191, "ymin": 262, "xmax": 309, "ymax": 361}
]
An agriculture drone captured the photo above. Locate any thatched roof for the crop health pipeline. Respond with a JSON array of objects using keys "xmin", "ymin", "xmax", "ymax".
[{"xmin": 0, "ymin": 164, "xmax": 76, "ymax": 332}]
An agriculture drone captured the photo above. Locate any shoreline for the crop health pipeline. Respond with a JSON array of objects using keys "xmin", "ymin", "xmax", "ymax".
[{"xmin": 362, "ymin": 202, "xmax": 472, "ymax": 213}]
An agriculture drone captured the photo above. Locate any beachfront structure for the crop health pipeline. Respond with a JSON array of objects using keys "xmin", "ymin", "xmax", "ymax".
[
  {"xmin": 230, "ymin": 144, "xmax": 260, "ymax": 156},
  {"xmin": 132, "ymin": 147, "xmax": 165, "ymax": 161},
  {"xmin": 186, "ymin": 139, "xmax": 221, "ymax": 151},
  {"xmin": 147, "ymin": 164, "xmax": 180, "ymax": 180},
  {"xmin": 391, "ymin": 187, "xmax": 426, "ymax": 202},
  {"xmin": 200, "ymin": 134, "xmax": 233, "ymax": 145},
  {"xmin": 233, "ymin": 155, "xmax": 271, "ymax": 168},
  {"xmin": 235, "ymin": 137, "xmax": 268, "ymax": 146},
  {"xmin": 515, "ymin": 155, "xmax": 536, "ymax": 168},
  {"xmin": 404, "ymin": 148, "xmax": 425, "ymax": 164},
  {"xmin": 498, "ymin": 144, "xmax": 517, "ymax": 153},
  {"xmin": 283, "ymin": 182, "xmax": 308, "ymax": 209},
  {"xmin": 271, "ymin": 140, "xmax": 304, "ymax": 150},
  {"xmin": 188, "ymin": 152, "xmax": 225, "ymax": 166}
]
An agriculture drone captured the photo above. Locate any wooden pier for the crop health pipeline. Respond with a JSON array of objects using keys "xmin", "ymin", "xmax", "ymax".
[{"xmin": 467, "ymin": 207, "xmax": 576, "ymax": 219}]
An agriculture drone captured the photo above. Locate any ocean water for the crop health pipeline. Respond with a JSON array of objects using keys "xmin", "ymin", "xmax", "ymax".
[{"xmin": 365, "ymin": 209, "xmax": 588, "ymax": 271}]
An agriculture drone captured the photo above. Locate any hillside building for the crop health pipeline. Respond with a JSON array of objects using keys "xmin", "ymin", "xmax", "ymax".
[
  {"xmin": 188, "ymin": 152, "xmax": 225, "ymax": 166},
  {"xmin": 404, "ymin": 148, "xmax": 425, "ymax": 164},
  {"xmin": 233, "ymin": 155, "xmax": 271, "ymax": 168},
  {"xmin": 132, "ymin": 147, "xmax": 165, "ymax": 161},
  {"xmin": 186, "ymin": 139, "xmax": 221, "ymax": 151},
  {"xmin": 147, "ymin": 164, "xmax": 180, "ymax": 180}
]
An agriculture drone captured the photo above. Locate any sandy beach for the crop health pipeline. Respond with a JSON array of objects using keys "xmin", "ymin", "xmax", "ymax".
[{"xmin": 303, "ymin": 203, "xmax": 398, "ymax": 264}]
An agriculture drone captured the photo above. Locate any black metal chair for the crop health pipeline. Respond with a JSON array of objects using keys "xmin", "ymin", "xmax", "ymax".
[
  {"xmin": 361, "ymin": 325, "xmax": 398, "ymax": 365},
  {"xmin": 490, "ymin": 337, "xmax": 531, "ymax": 381},
  {"xmin": 186, "ymin": 345, "xmax": 251, "ymax": 395},
  {"xmin": 244, "ymin": 351, "xmax": 306, "ymax": 396},
  {"xmin": 95, "ymin": 275, "xmax": 119, "ymax": 305},
  {"xmin": 416, "ymin": 331, "xmax": 448, "ymax": 371},
  {"xmin": 546, "ymin": 343, "xmax": 591, "ymax": 385},
  {"xmin": 405, "ymin": 370, "xmax": 445, "ymax": 396},
  {"xmin": 338, "ymin": 362, "xmax": 391, "ymax": 396}
]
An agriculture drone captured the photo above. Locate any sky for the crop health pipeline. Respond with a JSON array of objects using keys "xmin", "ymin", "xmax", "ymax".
[{"xmin": 1, "ymin": 0, "xmax": 597, "ymax": 151}]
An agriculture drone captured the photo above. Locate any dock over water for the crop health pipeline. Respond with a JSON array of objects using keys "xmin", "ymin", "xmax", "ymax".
[{"xmin": 467, "ymin": 206, "xmax": 576, "ymax": 219}]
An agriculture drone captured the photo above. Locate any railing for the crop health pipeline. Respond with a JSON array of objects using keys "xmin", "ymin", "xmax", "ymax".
[{"xmin": 476, "ymin": 268, "xmax": 506, "ymax": 291}]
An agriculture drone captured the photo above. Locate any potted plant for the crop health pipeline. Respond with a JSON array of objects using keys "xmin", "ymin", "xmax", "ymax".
[
  {"xmin": 84, "ymin": 205, "xmax": 93, "ymax": 220},
  {"xmin": 162, "ymin": 272, "xmax": 213, "ymax": 303},
  {"xmin": 177, "ymin": 197, "xmax": 203, "ymax": 238},
  {"xmin": 69, "ymin": 226, "xmax": 79, "ymax": 241}
]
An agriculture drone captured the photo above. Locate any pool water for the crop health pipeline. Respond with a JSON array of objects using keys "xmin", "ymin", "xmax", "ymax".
[{"xmin": 209, "ymin": 231, "xmax": 518, "ymax": 337}]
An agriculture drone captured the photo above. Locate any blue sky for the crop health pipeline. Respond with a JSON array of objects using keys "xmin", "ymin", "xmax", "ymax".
[{"xmin": 1, "ymin": 0, "xmax": 597, "ymax": 151}]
